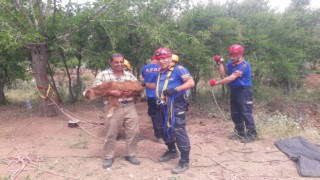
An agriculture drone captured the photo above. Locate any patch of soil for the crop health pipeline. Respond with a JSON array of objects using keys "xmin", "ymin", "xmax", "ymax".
[
  {"xmin": 280, "ymin": 73, "xmax": 320, "ymax": 130},
  {"xmin": 304, "ymin": 73, "xmax": 320, "ymax": 89},
  {"xmin": 0, "ymin": 101, "xmax": 308, "ymax": 180}
]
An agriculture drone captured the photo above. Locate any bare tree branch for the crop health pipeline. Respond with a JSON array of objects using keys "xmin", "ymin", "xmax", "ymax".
[
  {"xmin": 44, "ymin": 0, "xmax": 52, "ymax": 21},
  {"xmin": 57, "ymin": 2, "xmax": 115, "ymax": 41},
  {"xmin": 29, "ymin": 0, "xmax": 39, "ymax": 30},
  {"xmin": 49, "ymin": 0, "xmax": 57, "ymax": 32},
  {"xmin": 36, "ymin": 0, "xmax": 46, "ymax": 32},
  {"xmin": 62, "ymin": 0, "xmax": 72, "ymax": 23},
  {"xmin": 15, "ymin": 0, "xmax": 34, "ymax": 27}
]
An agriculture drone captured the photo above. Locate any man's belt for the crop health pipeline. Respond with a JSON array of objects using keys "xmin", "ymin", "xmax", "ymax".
[{"xmin": 119, "ymin": 100, "xmax": 134, "ymax": 104}]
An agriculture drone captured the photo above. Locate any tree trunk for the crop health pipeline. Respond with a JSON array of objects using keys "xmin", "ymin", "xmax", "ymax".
[
  {"xmin": 59, "ymin": 47, "xmax": 75, "ymax": 102},
  {"xmin": 74, "ymin": 51, "xmax": 83, "ymax": 102},
  {"xmin": 47, "ymin": 62, "xmax": 62, "ymax": 102},
  {"xmin": 27, "ymin": 43, "xmax": 57, "ymax": 117},
  {"xmin": 0, "ymin": 81, "xmax": 7, "ymax": 105}
]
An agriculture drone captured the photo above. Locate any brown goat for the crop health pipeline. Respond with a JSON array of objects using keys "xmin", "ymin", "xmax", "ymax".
[{"xmin": 84, "ymin": 81, "xmax": 145, "ymax": 117}]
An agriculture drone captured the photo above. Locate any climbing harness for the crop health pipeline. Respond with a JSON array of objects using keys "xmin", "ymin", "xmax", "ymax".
[
  {"xmin": 156, "ymin": 99, "xmax": 164, "ymax": 105},
  {"xmin": 155, "ymin": 66, "xmax": 178, "ymax": 140},
  {"xmin": 183, "ymin": 93, "xmax": 189, "ymax": 103},
  {"xmin": 156, "ymin": 66, "xmax": 174, "ymax": 104}
]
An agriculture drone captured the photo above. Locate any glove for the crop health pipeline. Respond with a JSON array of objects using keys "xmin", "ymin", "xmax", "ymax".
[
  {"xmin": 209, "ymin": 80, "xmax": 216, "ymax": 86},
  {"xmin": 214, "ymin": 55, "xmax": 224, "ymax": 64},
  {"xmin": 141, "ymin": 80, "xmax": 146, "ymax": 87},
  {"xmin": 163, "ymin": 88, "xmax": 178, "ymax": 96}
]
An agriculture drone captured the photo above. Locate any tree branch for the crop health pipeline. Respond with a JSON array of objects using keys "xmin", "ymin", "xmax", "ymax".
[
  {"xmin": 62, "ymin": 0, "xmax": 72, "ymax": 23},
  {"xmin": 44, "ymin": 0, "xmax": 52, "ymax": 21},
  {"xmin": 15, "ymin": 0, "xmax": 34, "ymax": 27},
  {"xmin": 57, "ymin": 2, "xmax": 114, "ymax": 41},
  {"xmin": 52, "ymin": 0, "xmax": 56, "ymax": 30},
  {"xmin": 29, "ymin": 0, "xmax": 39, "ymax": 30},
  {"xmin": 0, "ymin": 2, "xmax": 27, "ymax": 30},
  {"xmin": 36, "ymin": 0, "xmax": 46, "ymax": 32}
]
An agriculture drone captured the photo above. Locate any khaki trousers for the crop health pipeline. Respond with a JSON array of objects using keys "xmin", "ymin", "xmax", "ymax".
[{"xmin": 103, "ymin": 102, "xmax": 140, "ymax": 159}]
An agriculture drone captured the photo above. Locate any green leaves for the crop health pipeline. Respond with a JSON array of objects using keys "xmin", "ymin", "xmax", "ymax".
[{"xmin": 0, "ymin": 0, "xmax": 319, "ymax": 102}]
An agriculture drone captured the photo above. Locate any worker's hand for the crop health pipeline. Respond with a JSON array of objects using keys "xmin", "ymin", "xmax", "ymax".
[
  {"xmin": 209, "ymin": 80, "xmax": 216, "ymax": 86},
  {"xmin": 163, "ymin": 88, "xmax": 178, "ymax": 96},
  {"xmin": 141, "ymin": 80, "xmax": 146, "ymax": 87},
  {"xmin": 214, "ymin": 55, "xmax": 224, "ymax": 63},
  {"xmin": 122, "ymin": 90, "xmax": 138, "ymax": 97}
]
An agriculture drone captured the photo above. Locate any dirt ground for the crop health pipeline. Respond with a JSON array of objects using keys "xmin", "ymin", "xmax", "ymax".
[
  {"xmin": 0, "ymin": 73, "xmax": 319, "ymax": 180},
  {"xmin": 0, "ymin": 100, "xmax": 318, "ymax": 180}
]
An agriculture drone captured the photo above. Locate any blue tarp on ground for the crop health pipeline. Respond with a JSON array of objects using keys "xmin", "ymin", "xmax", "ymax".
[{"xmin": 275, "ymin": 136, "xmax": 320, "ymax": 177}]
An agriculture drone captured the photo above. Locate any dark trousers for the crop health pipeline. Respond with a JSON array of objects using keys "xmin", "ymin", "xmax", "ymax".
[
  {"xmin": 147, "ymin": 97, "xmax": 161, "ymax": 139},
  {"xmin": 230, "ymin": 87, "xmax": 256, "ymax": 135},
  {"xmin": 157, "ymin": 95, "xmax": 191, "ymax": 162}
]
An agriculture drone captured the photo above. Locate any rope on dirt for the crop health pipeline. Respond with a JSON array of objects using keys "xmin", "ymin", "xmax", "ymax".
[
  {"xmin": 47, "ymin": 92, "xmax": 105, "ymax": 142},
  {"xmin": 210, "ymin": 88, "xmax": 248, "ymax": 143},
  {"xmin": 210, "ymin": 89, "xmax": 229, "ymax": 122}
]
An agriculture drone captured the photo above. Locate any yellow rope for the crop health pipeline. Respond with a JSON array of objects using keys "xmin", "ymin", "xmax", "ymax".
[
  {"xmin": 156, "ymin": 66, "xmax": 174, "ymax": 102},
  {"xmin": 36, "ymin": 84, "xmax": 52, "ymax": 99}
]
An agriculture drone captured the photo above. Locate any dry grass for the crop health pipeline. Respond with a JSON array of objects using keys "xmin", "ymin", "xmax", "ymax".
[
  {"xmin": 4, "ymin": 81, "xmax": 39, "ymax": 107},
  {"xmin": 255, "ymin": 111, "xmax": 320, "ymax": 145},
  {"xmin": 196, "ymin": 84, "xmax": 320, "ymax": 146}
]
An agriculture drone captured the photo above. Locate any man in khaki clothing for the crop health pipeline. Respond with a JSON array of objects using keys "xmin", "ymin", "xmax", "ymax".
[{"xmin": 92, "ymin": 53, "xmax": 141, "ymax": 169}]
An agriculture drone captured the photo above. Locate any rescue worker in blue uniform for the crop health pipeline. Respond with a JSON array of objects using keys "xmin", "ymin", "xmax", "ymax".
[
  {"xmin": 144, "ymin": 47, "xmax": 194, "ymax": 174},
  {"xmin": 209, "ymin": 44, "xmax": 257, "ymax": 143},
  {"xmin": 141, "ymin": 59, "xmax": 163, "ymax": 143}
]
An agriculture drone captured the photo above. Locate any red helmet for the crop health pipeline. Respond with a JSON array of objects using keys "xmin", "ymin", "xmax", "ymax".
[
  {"xmin": 214, "ymin": 55, "xmax": 221, "ymax": 62},
  {"xmin": 228, "ymin": 44, "xmax": 244, "ymax": 57},
  {"xmin": 153, "ymin": 47, "xmax": 172, "ymax": 60}
]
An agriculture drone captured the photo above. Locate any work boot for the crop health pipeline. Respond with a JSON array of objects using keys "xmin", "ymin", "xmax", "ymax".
[
  {"xmin": 125, "ymin": 156, "xmax": 140, "ymax": 165},
  {"xmin": 228, "ymin": 131, "xmax": 245, "ymax": 141},
  {"xmin": 241, "ymin": 132, "xmax": 257, "ymax": 143},
  {"xmin": 171, "ymin": 160, "xmax": 189, "ymax": 174},
  {"xmin": 158, "ymin": 150, "xmax": 179, "ymax": 162},
  {"xmin": 102, "ymin": 159, "xmax": 113, "ymax": 169}
]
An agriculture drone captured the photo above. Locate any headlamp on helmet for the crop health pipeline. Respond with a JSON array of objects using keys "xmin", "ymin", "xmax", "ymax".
[{"xmin": 153, "ymin": 48, "xmax": 172, "ymax": 60}]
